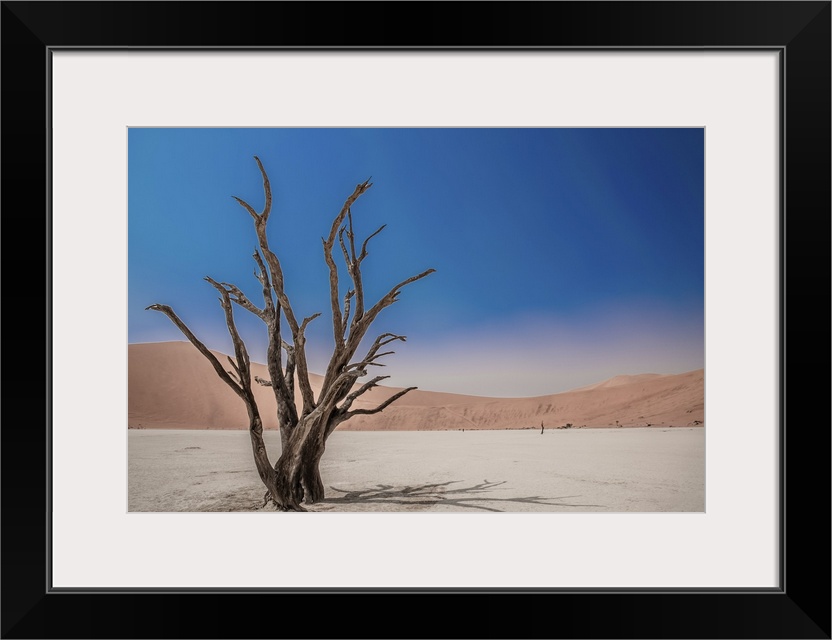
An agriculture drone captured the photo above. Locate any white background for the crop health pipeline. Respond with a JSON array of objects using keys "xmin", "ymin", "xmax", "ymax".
[{"xmin": 51, "ymin": 51, "xmax": 779, "ymax": 588}]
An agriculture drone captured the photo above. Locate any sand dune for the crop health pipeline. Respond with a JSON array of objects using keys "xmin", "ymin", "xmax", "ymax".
[
  {"xmin": 566, "ymin": 373, "xmax": 665, "ymax": 392},
  {"xmin": 128, "ymin": 341, "xmax": 704, "ymax": 431}
]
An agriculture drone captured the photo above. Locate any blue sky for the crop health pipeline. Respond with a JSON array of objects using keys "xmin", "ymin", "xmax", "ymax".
[{"xmin": 129, "ymin": 128, "xmax": 704, "ymax": 397}]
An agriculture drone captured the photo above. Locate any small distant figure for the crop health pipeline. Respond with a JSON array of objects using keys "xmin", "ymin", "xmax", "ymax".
[{"xmin": 540, "ymin": 422, "xmax": 544, "ymax": 435}]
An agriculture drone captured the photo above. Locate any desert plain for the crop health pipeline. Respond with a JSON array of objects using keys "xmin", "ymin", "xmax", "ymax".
[{"xmin": 129, "ymin": 342, "xmax": 705, "ymax": 513}]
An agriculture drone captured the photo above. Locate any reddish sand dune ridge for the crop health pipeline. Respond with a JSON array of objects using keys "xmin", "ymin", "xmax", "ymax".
[{"xmin": 129, "ymin": 342, "xmax": 704, "ymax": 430}]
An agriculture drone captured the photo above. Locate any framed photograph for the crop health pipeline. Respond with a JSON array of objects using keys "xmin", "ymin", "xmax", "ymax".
[{"xmin": 3, "ymin": 2, "xmax": 829, "ymax": 638}]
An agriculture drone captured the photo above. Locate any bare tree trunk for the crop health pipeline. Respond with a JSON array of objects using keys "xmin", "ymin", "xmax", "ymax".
[
  {"xmin": 298, "ymin": 436, "xmax": 326, "ymax": 504},
  {"xmin": 246, "ymin": 414, "xmax": 282, "ymax": 506},
  {"xmin": 272, "ymin": 414, "xmax": 327, "ymax": 505}
]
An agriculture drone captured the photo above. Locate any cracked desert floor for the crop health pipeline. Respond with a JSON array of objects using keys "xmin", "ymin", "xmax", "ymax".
[{"xmin": 128, "ymin": 428, "xmax": 704, "ymax": 513}]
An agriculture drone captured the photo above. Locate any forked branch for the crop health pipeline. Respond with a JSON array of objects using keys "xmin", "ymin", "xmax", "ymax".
[
  {"xmin": 322, "ymin": 180, "xmax": 373, "ymax": 341},
  {"xmin": 346, "ymin": 386, "xmax": 418, "ymax": 418},
  {"xmin": 204, "ymin": 277, "xmax": 253, "ymax": 394},
  {"xmin": 231, "ymin": 156, "xmax": 272, "ymax": 223}
]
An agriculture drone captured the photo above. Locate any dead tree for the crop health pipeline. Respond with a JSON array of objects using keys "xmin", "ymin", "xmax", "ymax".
[{"xmin": 147, "ymin": 157, "xmax": 434, "ymax": 511}]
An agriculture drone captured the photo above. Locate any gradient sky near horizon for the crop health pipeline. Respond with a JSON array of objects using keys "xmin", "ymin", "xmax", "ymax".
[{"xmin": 128, "ymin": 128, "xmax": 704, "ymax": 397}]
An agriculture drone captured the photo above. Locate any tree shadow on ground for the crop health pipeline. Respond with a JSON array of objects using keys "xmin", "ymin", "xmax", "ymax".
[{"xmin": 320, "ymin": 480, "xmax": 605, "ymax": 512}]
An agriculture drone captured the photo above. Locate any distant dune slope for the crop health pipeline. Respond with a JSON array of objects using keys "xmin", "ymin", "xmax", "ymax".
[{"xmin": 129, "ymin": 342, "xmax": 704, "ymax": 430}]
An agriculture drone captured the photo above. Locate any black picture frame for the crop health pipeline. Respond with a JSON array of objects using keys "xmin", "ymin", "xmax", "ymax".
[{"xmin": 2, "ymin": 2, "xmax": 829, "ymax": 638}]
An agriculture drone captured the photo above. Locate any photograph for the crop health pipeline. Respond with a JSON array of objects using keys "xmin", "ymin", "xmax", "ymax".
[{"xmin": 128, "ymin": 127, "xmax": 705, "ymax": 513}]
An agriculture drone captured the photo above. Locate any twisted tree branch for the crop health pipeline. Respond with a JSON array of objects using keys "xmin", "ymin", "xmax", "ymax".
[
  {"xmin": 145, "ymin": 304, "xmax": 243, "ymax": 397},
  {"xmin": 346, "ymin": 387, "xmax": 418, "ymax": 418}
]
